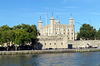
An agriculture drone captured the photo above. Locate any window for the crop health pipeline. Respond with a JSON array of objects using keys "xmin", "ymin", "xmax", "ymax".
[
  {"xmin": 61, "ymin": 43, "xmax": 63, "ymax": 45},
  {"xmin": 50, "ymin": 43, "xmax": 51, "ymax": 45}
]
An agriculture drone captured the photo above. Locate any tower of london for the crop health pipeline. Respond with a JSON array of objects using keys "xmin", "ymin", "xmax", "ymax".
[{"xmin": 38, "ymin": 14, "xmax": 75, "ymax": 49}]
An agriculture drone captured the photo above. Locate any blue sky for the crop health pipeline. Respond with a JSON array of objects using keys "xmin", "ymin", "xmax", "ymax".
[{"xmin": 0, "ymin": 0, "xmax": 100, "ymax": 33}]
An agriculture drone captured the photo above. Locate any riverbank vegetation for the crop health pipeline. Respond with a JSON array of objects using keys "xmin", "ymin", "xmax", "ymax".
[
  {"xmin": 77, "ymin": 23, "xmax": 100, "ymax": 40},
  {"xmin": 0, "ymin": 24, "xmax": 38, "ymax": 51}
]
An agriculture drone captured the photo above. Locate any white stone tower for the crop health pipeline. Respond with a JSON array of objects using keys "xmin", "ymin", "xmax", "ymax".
[
  {"xmin": 69, "ymin": 14, "xmax": 74, "ymax": 40},
  {"xmin": 55, "ymin": 16, "xmax": 60, "ymax": 24},
  {"xmin": 50, "ymin": 13, "xmax": 55, "ymax": 35},
  {"xmin": 38, "ymin": 16, "xmax": 43, "ymax": 30},
  {"xmin": 69, "ymin": 13, "xmax": 74, "ymax": 25}
]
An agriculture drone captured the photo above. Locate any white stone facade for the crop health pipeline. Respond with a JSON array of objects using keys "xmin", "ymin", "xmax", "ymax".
[{"xmin": 38, "ymin": 14, "xmax": 75, "ymax": 49}]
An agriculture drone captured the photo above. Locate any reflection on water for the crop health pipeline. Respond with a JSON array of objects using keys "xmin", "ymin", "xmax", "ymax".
[{"xmin": 0, "ymin": 52, "xmax": 100, "ymax": 66}]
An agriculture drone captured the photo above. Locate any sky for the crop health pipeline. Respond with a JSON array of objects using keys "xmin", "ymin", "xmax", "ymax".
[{"xmin": 0, "ymin": 0, "xmax": 100, "ymax": 33}]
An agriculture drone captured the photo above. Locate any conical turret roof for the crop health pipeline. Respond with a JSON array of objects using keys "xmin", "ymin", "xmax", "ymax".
[
  {"xmin": 69, "ymin": 13, "xmax": 73, "ymax": 20},
  {"xmin": 39, "ymin": 16, "xmax": 43, "ymax": 23},
  {"xmin": 50, "ymin": 12, "xmax": 55, "ymax": 20}
]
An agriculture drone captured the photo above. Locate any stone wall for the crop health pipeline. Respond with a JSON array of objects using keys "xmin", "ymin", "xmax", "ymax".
[
  {"xmin": 38, "ymin": 39, "xmax": 100, "ymax": 49},
  {"xmin": 68, "ymin": 40, "xmax": 100, "ymax": 48}
]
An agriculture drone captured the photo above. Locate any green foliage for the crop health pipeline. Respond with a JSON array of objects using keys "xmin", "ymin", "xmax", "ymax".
[
  {"xmin": 0, "ymin": 24, "xmax": 38, "ymax": 48},
  {"xmin": 95, "ymin": 28, "xmax": 100, "ymax": 40},
  {"xmin": 14, "ymin": 29, "xmax": 30, "ymax": 46},
  {"xmin": 77, "ymin": 24, "xmax": 96, "ymax": 40},
  {"xmin": 0, "ymin": 25, "xmax": 12, "ymax": 31}
]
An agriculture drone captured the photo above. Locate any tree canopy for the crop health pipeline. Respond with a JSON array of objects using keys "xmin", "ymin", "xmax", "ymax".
[
  {"xmin": 95, "ymin": 28, "xmax": 100, "ymax": 40},
  {"xmin": 0, "ymin": 24, "xmax": 38, "ymax": 49},
  {"xmin": 77, "ymin": 24, "xmax": 96, "ymax": 40}
]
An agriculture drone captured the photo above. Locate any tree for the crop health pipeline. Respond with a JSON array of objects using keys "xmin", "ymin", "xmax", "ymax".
[
  {"xmin": 0, "ymin": 23, "xmax": 38, "ymax": 50},
  {"xmin": 77, "ymin": 24, "xmax": 96, "ymax": 40},
  {"xmin": 0, "ymin": 25, "xmax": 12, "ymax": 31},
  {"xmin": 95, "ymin": 28, "xmax": 100, "ymax": 40},
  {"xmin": 0, "ymin": 30, "xmax": 15, "ymax": 51},
  {"xmin": 30, "ymin": 25, "xmax": 38, "ymax": 49},
  {"xmin": 13, "ymin": 25, "xmax": 21, "ymax": 30},
  {"xmin": 21, "ymin": 23, "xmax": 32, "ymax": 33},
  {"xmin": 14, "ymin": 29, "xmax": 30, "ymax": 46}
]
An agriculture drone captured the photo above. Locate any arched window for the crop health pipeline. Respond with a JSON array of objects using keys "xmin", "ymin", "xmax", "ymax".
[
  {"xmin": 50, "ymin": 43, "xmax": 51, "ymax": 45},
  {"xmin": 61, "ymin": 43, "xmax": 63, "ymax": 45}
]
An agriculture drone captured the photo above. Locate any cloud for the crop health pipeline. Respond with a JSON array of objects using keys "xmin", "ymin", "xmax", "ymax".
[
  {"xmin": 36, "ymin": 12, "xmax": 45, "ymax": 15},
  {"xmin": 62, "ymin": 0, "xmax": 68, "ymax": 4},
  {"xmin": 42, "ymin": 7, "xmax": 66, "ymax": 12},
  {"xmin": 42, "ymin": 6, "xmax": 78, "ymax": 13},
  {"xmin": 25, "ymin": 14, "xmax": 33, "ymax": 16},
  {"xmin": 55, "ymin": 12, "xmax": 69, "ymax": 15},
  {"xmin": 90, "ymin": 12, "xmax": 100, "ymax": 15},
  {"xmin": 64, "ymin": 6, "xmax": 78, "ymax": 9},
  {"xmin": 62, "ymin": 0, "xmax": 94, "ymax": 4}
]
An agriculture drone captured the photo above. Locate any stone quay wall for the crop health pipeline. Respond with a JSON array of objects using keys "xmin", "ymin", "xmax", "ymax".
[{"xmin": 0, "ymin": 49, "xmax": 100, "ymax": 55}]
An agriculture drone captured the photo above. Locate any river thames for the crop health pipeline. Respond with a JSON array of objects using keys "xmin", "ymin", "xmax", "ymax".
[{"xmin": 0, "ymin": 52, "xmax": 100, "ymax": 66}]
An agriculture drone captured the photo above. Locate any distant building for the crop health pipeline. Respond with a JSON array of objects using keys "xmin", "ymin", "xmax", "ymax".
[{"xmin": 38, "ymin": 13, "xmax": 75, "ymax": 49}]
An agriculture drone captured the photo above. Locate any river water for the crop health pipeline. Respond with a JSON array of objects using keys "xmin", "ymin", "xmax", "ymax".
[{"xmin": 0, "ymin": 52, "xmax": 100, "ymax": 66}]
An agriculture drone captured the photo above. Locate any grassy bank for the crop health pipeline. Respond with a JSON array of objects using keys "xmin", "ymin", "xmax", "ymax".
[{"xmin": 0, "ymin": 49, "xmax": 100, "ymax": 55}]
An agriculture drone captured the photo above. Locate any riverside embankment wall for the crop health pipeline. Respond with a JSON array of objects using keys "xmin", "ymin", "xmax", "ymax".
[
  {"xmin": 0, "ymin": 49, "xmax": 100, "ymax": 55},
  {"xmin": 68, "ymin": 40, "xmax": 100, "ymax": 48}
]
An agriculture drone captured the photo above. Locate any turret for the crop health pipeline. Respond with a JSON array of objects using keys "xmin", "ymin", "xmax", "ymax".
[
  {"xmin": 69, "ymin": 14, "xmax": 74, "ymax": 25},
  {"xmin": 50, "ymin": 13, "xmax": 55, "ymax": 24},
  {"xmin": 69, "ymin": 14, "xmax": 74, "ymax": 40},
  {"xmin": 50, "ymin": 12, "xmax": 55, "ymax": 35},
  {"xmin": 38, "ymin": 16, "xmax": 43, "ymax": 30},
  {"xmin": 55, "ymin": 16, "xmax": 60, "ymax": 24}
]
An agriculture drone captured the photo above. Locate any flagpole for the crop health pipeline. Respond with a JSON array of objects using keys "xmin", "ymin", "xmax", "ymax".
[{"xmin": 46, "ymin": 13, "xmax": 47, "ymax": 25}]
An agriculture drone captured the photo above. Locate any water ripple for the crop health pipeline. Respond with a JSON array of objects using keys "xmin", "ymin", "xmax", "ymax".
[{"xmin": 0, "ymin": 52, "xmax": 100, "ymax": 66}]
